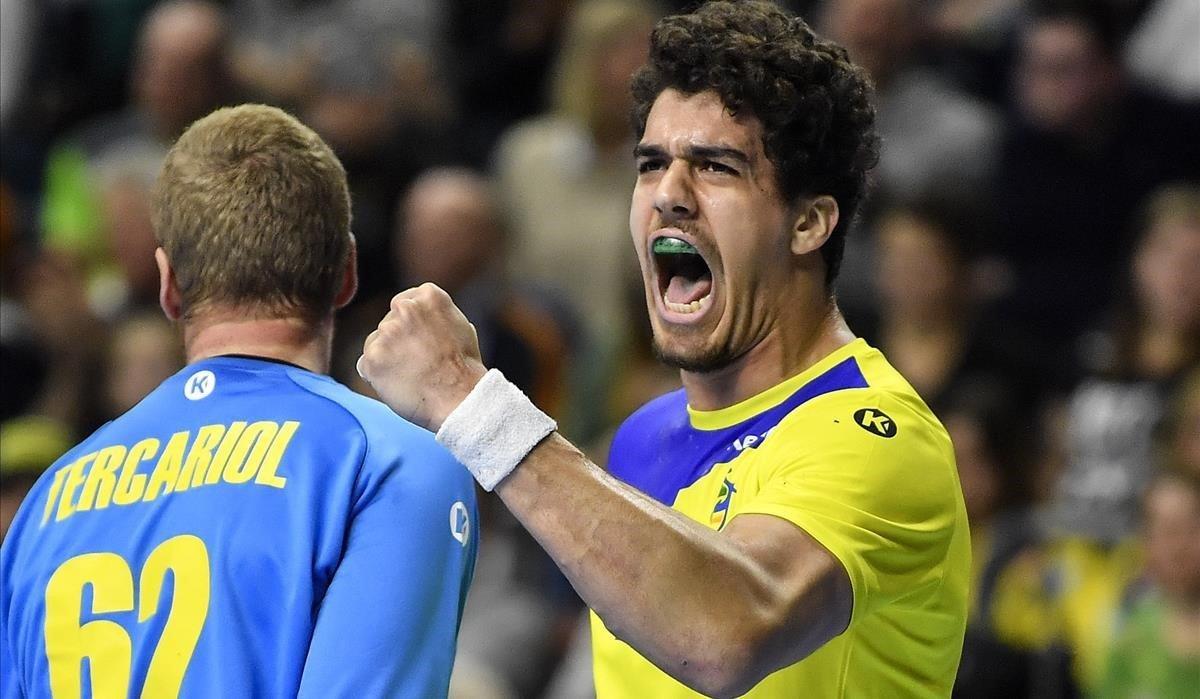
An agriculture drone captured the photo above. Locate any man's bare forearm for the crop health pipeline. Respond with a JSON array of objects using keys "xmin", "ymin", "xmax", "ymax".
[{"xmin": 493, "ymin": 433, "xmax": 843, "ymax": 696}]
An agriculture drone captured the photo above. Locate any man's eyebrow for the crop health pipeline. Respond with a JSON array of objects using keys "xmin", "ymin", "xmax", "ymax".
[
  {"xmin": 686, "ymin": 145, "xmax": 751, "ymax": 165},
  {"xmin": 634, "ymin": 143, "xmax": 667, "ymax": 159},
  {"xmin": 632, "ymin": 143, "xmax": 752, "ymax": 165}
]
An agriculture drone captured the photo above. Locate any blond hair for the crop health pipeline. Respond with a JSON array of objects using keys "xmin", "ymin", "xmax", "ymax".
[
  {"xmin": 550, "ymin": 0, "xmax": 657, "ymax": 129},
  {"xmin": 152, "ymin": 104, "xmax": 351, "ymax": 320}
]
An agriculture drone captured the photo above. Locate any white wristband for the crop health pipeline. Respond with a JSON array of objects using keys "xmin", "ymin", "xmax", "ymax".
[{"xmin": 435, "ymin": 369, "xmax": 557, "ymax": 491}]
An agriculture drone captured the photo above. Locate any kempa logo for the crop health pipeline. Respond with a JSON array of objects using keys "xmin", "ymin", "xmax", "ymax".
[
  {"xmin": 184, "ymin": 370, "xmax": 216, "ymax": 401},
  {"xmin": 450, "ymin": 501, "xmax": 470, "ymax": 546},
  {"xmin": 853, "ymin": 408, "xmax": 897, "ymax": 438}
]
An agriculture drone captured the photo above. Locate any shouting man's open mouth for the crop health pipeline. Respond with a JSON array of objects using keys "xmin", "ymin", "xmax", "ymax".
[{"xmin": 652, "ymin": 230, "xmax": 715, "ymax": 323}]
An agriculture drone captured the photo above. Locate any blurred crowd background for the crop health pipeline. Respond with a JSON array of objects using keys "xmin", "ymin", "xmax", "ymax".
[{"xmin": 0, "ymin": 0, "xmax": 1197, "ymax": 696}]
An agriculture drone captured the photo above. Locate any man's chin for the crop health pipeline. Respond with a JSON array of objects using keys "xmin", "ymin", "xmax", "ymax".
[{"xmin": 652, "ymin": 339, "xmax": 734, "ymax": 374}]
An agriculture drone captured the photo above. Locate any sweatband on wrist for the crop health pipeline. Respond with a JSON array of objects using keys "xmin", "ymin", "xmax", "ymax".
[{"xmin": 435, "ymin": 369, "xmax": 557, "ymax": 491}]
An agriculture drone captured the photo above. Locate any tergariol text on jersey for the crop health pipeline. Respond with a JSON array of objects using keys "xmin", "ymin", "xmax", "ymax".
[{"xmin": 40, "ymin": 420, "xmax": 299, "ymax": 525}]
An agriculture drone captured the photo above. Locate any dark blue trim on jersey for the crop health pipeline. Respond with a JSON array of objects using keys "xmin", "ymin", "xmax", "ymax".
[
  {"xmin": 216, "ymin": 353, "xmax": 309, "ymax": 371},
  {"xmin": 608, "ymin": 357, "xmax": 868, "ymax": 506}
]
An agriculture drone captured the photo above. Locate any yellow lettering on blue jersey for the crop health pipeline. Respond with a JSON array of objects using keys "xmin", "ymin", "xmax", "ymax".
[
  {"xmin": 144, "ymin": 431, "xmax": 190, "ymax": 502},
  {"xmin": 55, "ymin": 455, "xmax": 94, "ymax": 522},
  {"xmin": 115, "ymin": 438, "xmax": 158, "ymax": 505},
  {"xmin": 255, "ymin": 421, "xmax": 298, "ymax": 488},
  {"xmin": 223, "ymin": 421, "xmax": 278, "ymax": 484},
  {"xmin": 41, "ymin": 466, "xmax": 70, "ymax": 527},
  {"xmin": 202, "ymin": 422, "xmax": 247, "ymax": 486},
  {"xmin": 175, "ymin": 424, "xmax": 226, "ymax": 493},
  {"xmin": 40, "ymin": 421, "xmax": 300, "ymax": 525},
  {"xmin": 78, "ymin": 445, "xmax": 127, "ymax": 512}
]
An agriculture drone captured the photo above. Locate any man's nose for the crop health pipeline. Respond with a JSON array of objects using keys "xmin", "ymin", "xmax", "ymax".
[{"xmin": 653, "ymin": 161, "xmax": 696, "ymax": 222}]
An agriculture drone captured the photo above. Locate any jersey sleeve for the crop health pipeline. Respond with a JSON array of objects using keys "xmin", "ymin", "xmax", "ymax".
[
  {"xmin": 735, "ymin": 389, "xmax": 963, "ymax": 626},
  {"xmin": 1, "ymin": 609, "xmax": 22, "ymax": 699},
  {"xmin": 296, "ymin": 433, "xmax": 478, "ymax": 697}
]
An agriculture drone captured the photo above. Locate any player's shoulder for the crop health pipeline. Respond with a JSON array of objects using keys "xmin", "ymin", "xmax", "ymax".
[
  {"xmin": 761, "ymin": 344, "xmax": 956, "ymax": 502},
  {"xmin": 287, "ymin": 371, "xmax": 410, "ymax": 432},
  {"xmin": 781, "ymin": 343, "xmax": 946, "ymax": 442},
  {"xmin": 284, "ymin": 370, "xmax": 454, "ymax": 461},
  {"xmin": 284, "ymin": 371, "xmax": 476, "ymax": 510},
  {"xmin": 611, "ymin": 387, "xmax": 689, "ymax": 453},
  {"xmin": 764, "ymin": 382, "xmax": 961, "ymax": 526}
]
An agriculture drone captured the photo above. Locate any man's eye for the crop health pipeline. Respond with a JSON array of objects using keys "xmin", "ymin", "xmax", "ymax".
[
  {"xmin": 637, "ymin": 160, "xmax": 664, "ymax": 173},
  {"xmin": 701, "ymin": 161, "xmax": 737, "ymax": 175}
]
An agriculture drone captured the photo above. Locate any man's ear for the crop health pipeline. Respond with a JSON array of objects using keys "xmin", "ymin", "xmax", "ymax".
[
  {"xmin": 334, "ymin": 235, "xmax": 359, "ymax": 309},
  {"xmin": 790, "ymin": 195, "xmax": 840, "ymax": 256},
  {"xmin": 156, "ymin": 247, "xmax": 183, "ymax": 321}
]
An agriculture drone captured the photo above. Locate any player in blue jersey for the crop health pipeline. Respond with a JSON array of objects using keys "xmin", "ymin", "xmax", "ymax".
[{"xmin": 0, "ymin": 104, "xmax": 477, "ymax": 698}]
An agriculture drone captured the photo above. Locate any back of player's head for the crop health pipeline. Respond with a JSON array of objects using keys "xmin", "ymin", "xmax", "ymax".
[
  {"xmin": 630, "ymin": 0, "xmax": 879, "ymax": 287},
  {"xmin": 152, "ymin": 104, "xmax": 352, "ymax": 321}
]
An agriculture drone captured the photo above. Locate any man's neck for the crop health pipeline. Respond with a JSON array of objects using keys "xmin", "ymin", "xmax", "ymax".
[
  {"xmin": 182, "ymin": 309, "xmax": 334, "ymax": 374},
  {"xmin": 681, "ymin": 298, "xmax": 856, "ymax": 411}
]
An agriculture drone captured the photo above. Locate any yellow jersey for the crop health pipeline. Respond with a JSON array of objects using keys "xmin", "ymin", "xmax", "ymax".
[{"xmin": 593, "ymin": 339, "xmax": 970, "ymax": 697}]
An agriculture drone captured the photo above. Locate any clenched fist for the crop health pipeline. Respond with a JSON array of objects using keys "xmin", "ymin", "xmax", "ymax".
[{"xmin": 358, "ymin": 283, "xmax": 488, "ymax": 432}]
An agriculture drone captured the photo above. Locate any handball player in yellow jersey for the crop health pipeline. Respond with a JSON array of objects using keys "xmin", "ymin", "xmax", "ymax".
[{"xmin": 359, "ymin": 2, "xmax": 970, "ymax": 696}]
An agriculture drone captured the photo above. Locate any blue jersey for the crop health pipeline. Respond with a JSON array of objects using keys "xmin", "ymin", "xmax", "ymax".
[{"xmin": 1, "ymin": 356, "xmax": 478, "ymax": 698}]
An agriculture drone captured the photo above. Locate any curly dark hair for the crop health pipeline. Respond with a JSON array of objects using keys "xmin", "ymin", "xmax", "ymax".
[{"xmin": 631, "ymin": 0, "xmax": 880, "ymax": 286}]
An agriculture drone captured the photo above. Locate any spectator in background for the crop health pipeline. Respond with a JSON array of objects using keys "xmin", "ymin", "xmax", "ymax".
[
  {"xmin": 1043, "ymin": 183, "xmax": 1200, "ymax": 691},
  {"xmin": 0, "ymin": 416, "xmax": 72, "ymax": 540},
  {"xmin": 818, "ymin": 0, "xmax": 1000, "ymax": 315},
  {"xmin": 0, "ymin": 178, "xmax": 45, "ymax": 422},
  {"xmin": 89, "ymin": 146, "xmax": 166, "ymax": 318},
  {"xmin": 863, "ymin": 198, "xmax": 1042, "ymax": 414},
  {"xmin": 100, "ymin": 311, "xmax": 184, "ymax": 422},
  {"xmin": 493, "ymin": 0, "xmax": 657, "ymax": 442},
  {"xmin": 1, "ymin": 0, "xmax": 162, "ymax": 178},
  {"xmin": 446, "ymin": 0, "xmax": 575, "ymax": 160},
  {"xmin": 227, "ymin": 0, "xmax": 442, "ymax": 108},
  {"xmin": 821, "ymin": 0, "xmax": 1000, "ymax": 208},
  {"xmin": 3, "ymin": 170, "xmax": 107, "ymax": 435},
  {"xmin": 40, "ymin": 0, "xmax": 231, "ymax": 291},
  {"xmin": 300, "ymin": 37, "xmax": 462, "ymax": 301},
  {"xmin": 1123, "ymin": 0, "xmax": 1200, "ymax": 101},
  {"xmin": 14, "ymin": 251, "xmax": 107, "ymax": 437},
  {"xmin": 1162, "ymin": 369, "xmax": 1200, "ymax": 478},
  {"xmin": 1052, "ymin": 184, "xmax": 1200, "ymax": 547},
  {"xmin": 943, "ymin": 379, "xmax": 1072, "ymax": 698},
  {"xmin": 394, "ymin": 168, "xmax": 572, "ymax": 418},
  {"xmin": 925, "ymin": 0, "xmax": 1026, "ymax": 105},
  {"xmin": 992, "ymin": 0, "xmax": 1200, "ymax": 352},
  {"xmin": 1097, "ymin": 469, "xmax": 1200, "ymax": 698}
]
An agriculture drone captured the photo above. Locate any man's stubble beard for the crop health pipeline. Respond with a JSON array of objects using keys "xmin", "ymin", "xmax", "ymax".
[{"xmin": 652, "ymin": 335, "xmax": 739, "ymax": 374}]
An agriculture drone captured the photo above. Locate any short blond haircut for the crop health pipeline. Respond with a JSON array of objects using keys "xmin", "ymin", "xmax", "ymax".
[{"xmin": 152, "ymin": 104, "xmax": 351, "ymax": 320}]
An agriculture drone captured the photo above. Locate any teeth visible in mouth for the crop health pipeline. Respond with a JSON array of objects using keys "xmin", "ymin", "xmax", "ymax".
[
  {"xmin": 663, "ymin": 293, "xmax": 711, "ymax": 315},
  {"xmin": 653, "ymin": 236, "xmax": 700, "ymax": 255}
]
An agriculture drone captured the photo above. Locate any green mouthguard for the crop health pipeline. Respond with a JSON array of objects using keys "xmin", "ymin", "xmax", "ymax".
[{"xmin": 653, "ymin": 237, "xmax": 700, "ymax": 255}]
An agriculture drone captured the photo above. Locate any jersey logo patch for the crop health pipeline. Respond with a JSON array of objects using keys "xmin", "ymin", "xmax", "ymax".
[
  {"xmin": 854, "ymin": 408, "xmax": 897, "ymax": 438},
  {"xmin": 184, "ymin": 370, "xmax": 216, "ymax": 400},
  {"xmin": 710, "ymin": 478, "xmax": 737, "ymax": 530},
  {"xmin": 450, "ymin": 501, "xmax": 470, "ymax": 546}
]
